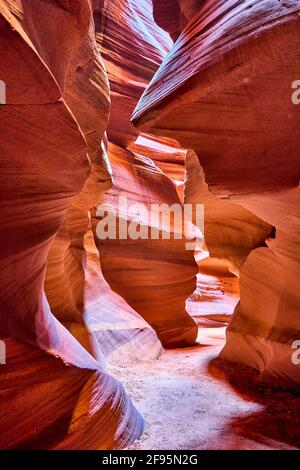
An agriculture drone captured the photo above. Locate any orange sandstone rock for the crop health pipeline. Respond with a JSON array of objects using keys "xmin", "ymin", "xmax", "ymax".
[
  {"xmin": 94, "ymin": 0, "xmax": 172, "ymax": 147},
  {"xmin": 0, "ymin": 0, "xmax": 143, "ymax": 449},
  {"xmin": 132, "ymin": 0, "xmax": 300, "ymax": 388},
  {"xmin": 92, "ymin": 0, "xmax": 199, "ymax": 347},
  {"xmin": 92, "ymin": 143, "xmax": 199, "ymax": 348}
]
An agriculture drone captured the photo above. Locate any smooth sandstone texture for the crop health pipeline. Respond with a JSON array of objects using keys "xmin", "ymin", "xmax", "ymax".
[
  {"xmin": 45, "ymin": 15, "xmax": 112, "ymax": 360},
  {"xmin": 92, "ymin": 143, "xmax": 199, "ymax": 348},
  {"xmin": 92, "ymin": 0, "xmax": 199, "ymax": 347},
  {"xmin": 132, "ymin": 0, "xmax": 300, "ymax": 388},
  {"xmin": 129, "ymin": 134, "xmax": 187, "ymax": 185},
  {"xmin": 84, "ymin": 227, "xmax": 163, "ymax": 365},
  {"xmin": 152, "ymin": 0, "xmax": 182, "ymax": 41},
  {"xmin": 152, "ymin": 0, "xmax": 205, "ymax": 39},
  {"xmin": 0, "ymin": 336, "xmax": 143, "ymax": 450},
  {"xmin": 184, "ymin": 149, "xmax": 271, "ymax": 274},
  {"xmin": 94, "ymin": 0, "xmax": 172, "ymax": 146},
  {"xmin": 0, "ymin": 0, "xmax": 144, "ymax": 449},
  {"xmin": 44, "ymin": 11, "xmax": 162, "ymax": 365}
]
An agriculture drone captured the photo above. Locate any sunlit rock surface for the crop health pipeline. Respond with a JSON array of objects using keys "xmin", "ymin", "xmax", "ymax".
[
  {"xmin": 132, "ymin": 0, "xmax": 300, "ymax": 388},
  {"xmin": 184, "ymin": 149, "xmax": 271, "ymax": 274},
  {"xmin": 129, "ymin": 134, "xmax": 186, "ymax": 186},
  {"xmin": 187, "ymin": 253, "xmax": 239, "ymax": 327},
  {"xmin": 92, "ymin": 143, "xmax": 199, "ymax": 348},
  {"xmin": 84, "ymin": 228, "xmax": 163, "ymax": 364},
  {"xmin": 0, "ymin": 0, "xmax": 199, "ymax": 450},
  {"xmin": 94, "ymin": 0, "xmax": 172, "ymax": 146},
  {"xmin": 45, "ymin": 0, "xmax": 162, "ymax": 374},
  {"xmin": 93, "ymin": 0, "xmax": 199, "ymax": 347},
  {"xmin": 2, "ymin": 0, "xmax": 299, "ymax": 452},
  {"xmin": 44, "ymin": 16, "xmax": 112, "ymax": 359}
]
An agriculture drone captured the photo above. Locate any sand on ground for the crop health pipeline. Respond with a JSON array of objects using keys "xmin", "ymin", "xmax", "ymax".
[{"xmin": 109, "ymin": 327, "xmax": 300, "ymax": 450}]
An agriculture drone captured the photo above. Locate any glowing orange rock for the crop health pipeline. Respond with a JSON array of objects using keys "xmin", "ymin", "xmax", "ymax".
[
  {"xmin": 0, "ymin": 0, "xmax": 143, "ymax": 449},
  {"xmin": 92, "ymin": 143, "xmax": 199, "ymax": 348},
  {"xmin": 132, "ymin": 0, "xmax": 300, "ymax": 388},
  {"xmin": 93, "ymin": 0, "xmax": 198, "ymax": 347}
]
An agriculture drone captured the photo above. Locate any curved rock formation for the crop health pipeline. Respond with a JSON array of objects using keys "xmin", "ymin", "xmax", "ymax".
[
  {"xmin": 84, "ymin": 228, "xmax": 163, "ymax": 364},
  {"xmin": 0, "ymin": 0, "xmax": 200, "ymax": 449},
  {"xmin": 0, "ymin": 336, "xmax": 143, "ymax": 450},
  {"xmin": 152, "ymin": 0, "xmax": 205, "ymax": 40},
  {"xmin": 44, "ymin": 13, "xmax": 112, "ymax": 359},
  {"xmin": 4, "ymin": 0, "xmax": 297, "ymax": 451},
  {"xmin": 132, "ymin": 0, "xmax": 300, "ymax": 388},
  {"xmin": 92, "ymin": 143, "xmax": 199, "ymax": 347},
  {"xmin": 184, "ymin": 149, "xmax": 271, "ymax": 273},
  {"xmin": 0, "ymin": 0, "xmax": 144, "ymax": 449},
  {"xmin": 94, "ymin": 0, "xmax": 172, "ymax": 146},
  {"xmin": 93, "ymin": 0, "xmax": 199, "ymax": 347},
  {"xmin": 129, "ymin": 134, "xmax": 187, "ymax": 186},
  {"xmin": 43, "ymin": 5, "xmax": 163, "ymax": 365}
]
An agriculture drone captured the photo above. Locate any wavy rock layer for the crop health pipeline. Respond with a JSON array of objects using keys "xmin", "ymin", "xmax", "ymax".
[
  {"xmin": 0, "ymin": 336, "xmax": 143, "ymax": 450},
  {"xmin": 153, "ymin": 0, "xmax": 205, "ymax": 40},
  {"xmin": 84, "ymin": 228, "xmax": 163, "ymax": 364},
  {"xmin": 92, "ymin": 0, "xmax": 198, "ymax": 347},
  {"xmin": 45, "ymin": 1, "xmax": 164, "ymax": 365},
  {"xmin": 129, "ymin": 134, "xmax": 186, "ymax": 186},
  {"xmin": 44, "ymin": 14, "xmax": 112, "ymax": 360},
  {"xmin": 94, "ymin": 0, "xmax": 172, "ymax": 147},
  {"xmin": 0, "ymin": 0, "xmax": 143, "ymax": 449},
  {"xmin": 132, "ymin": 0, "xmax": 300, "ymax": 388},
  {"xmin": 185, "ymin": 149, "xmax": 271, "ymax": 274},
  {"xmin": 92, "ymin": 143, "xmax": 199, "ymax": 348}
]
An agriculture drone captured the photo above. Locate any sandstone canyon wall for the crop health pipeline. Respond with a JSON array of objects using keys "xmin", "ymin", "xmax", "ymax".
[
  {"xmin": 1, "ymin": 0, "xmax": 299, "ymax": 451},
  {"xmin": 43, "ymin": 2, "xmax": 162, "ymax": 364},
  {"xmin": 0, "ymin": 0, "xmax": 200, "ymax": 449},
  {"xmin": 0, "ymin": 0, "xmax": 144, "ymax": 449},
  {"xmin": 92, "ymin": 0, "xmax": 199, "ymax": 347},
  {"xmin": 132, "ymin": 0, "xmax": 300, "ymax": 389}
]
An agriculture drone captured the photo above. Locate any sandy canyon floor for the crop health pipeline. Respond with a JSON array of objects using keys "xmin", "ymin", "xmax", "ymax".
[
  {"xmin": 109, "ymin": 264, "xmax": 300, "ymax": 455},
  {"xmin": 109, "ymin": 327, "xmax": 300, "ymax": 450}
]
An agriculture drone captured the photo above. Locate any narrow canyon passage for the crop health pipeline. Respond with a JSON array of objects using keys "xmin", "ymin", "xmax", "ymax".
[
  {"xmin": 107, "ymin": 274, "xmax": 300, "ymax": 451},
  {"xmin": 111, "ymin": 326, "xmax": 300, "ymax": 450},
  {"xmin": 0, "ymin": 0, "xmax": 300, "ymax": 452}
]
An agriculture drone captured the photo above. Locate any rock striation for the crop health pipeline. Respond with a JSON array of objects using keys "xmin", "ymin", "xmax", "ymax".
[
  {"xmin": 93, "ymin": 0, "xmax": 199, "ymax": 347},
  {"xmin": 132, "ymin": 0, "xmax": 300, "ymax": 388},
  {"xmin": 92, "ymin": 143, "xmax": 199, "ymax": 348},
  {"xmin": 0, "ymin": 0, "xmax": 144, "ymax": 449},
  {"xmin": 3, "ymin": 0, "xmax": 298, "ymax": 451},
  {"xmin": 94, "ymin": 0, "xmax": 172, "ymax": 147},
  {"xmin": 0, "ymin": 0, "xmax": 200, "ymax": 449}
]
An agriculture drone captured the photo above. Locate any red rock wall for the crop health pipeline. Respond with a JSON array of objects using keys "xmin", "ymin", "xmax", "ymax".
[
  {"xmin": 0, "ymin": 0, "xmax": 144, "ymax": 449},
  {"xmin": 152, "ymin": 0, "xmax": 205, "ymax": 39},
  {"xmin": 93, "ymin": 0, "xmax": 199, "ymax": 347},
  {"xmin": 132, "ymin": 0, "xmax": 300, "ymax": 388},
  {"xmin": 0, "ymin": 0, "xmax": 200, "ymax": 449},
  {"xmin": 92, "ymin": 143, "xmax": 198, "ymax": 348},
  {"xmin": 94, "ymin": 0, "xmax": 172, "ymax": 146}
]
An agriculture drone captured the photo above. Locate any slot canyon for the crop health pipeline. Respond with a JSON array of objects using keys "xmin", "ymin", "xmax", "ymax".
[{"xmin": 0, "ymin": 0, "xmax": 300, "ymax": 451}]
